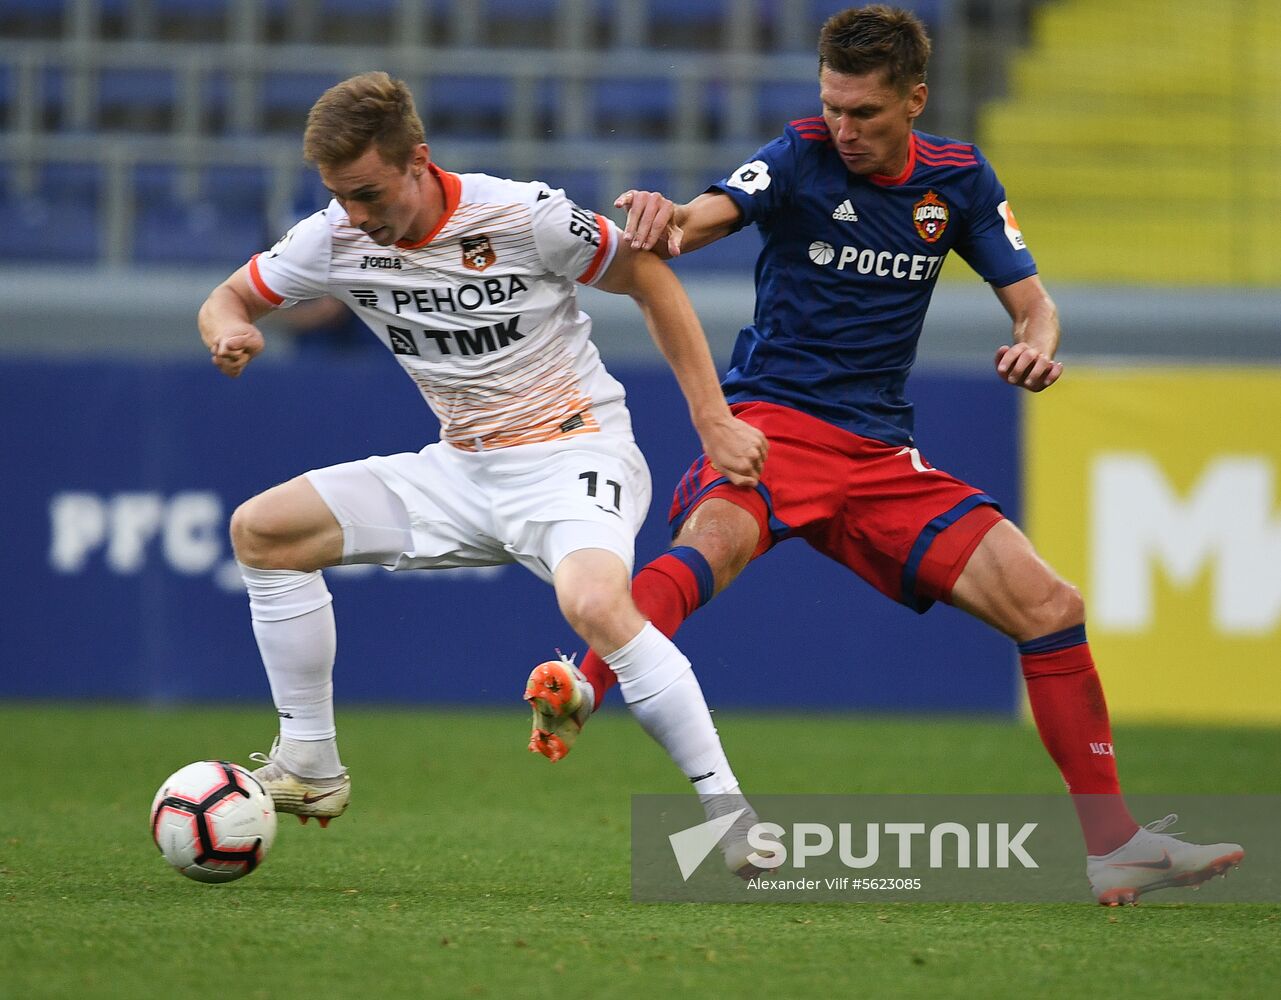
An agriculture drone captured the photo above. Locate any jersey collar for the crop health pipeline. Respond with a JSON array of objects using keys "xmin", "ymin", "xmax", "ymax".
[
  {"xmin": 396, "ymin": 163, "xmax": 461, "ymax": 249},
  {"xmin": 867, "ymin": 133, "xmax": 917, "ymax": 188}
]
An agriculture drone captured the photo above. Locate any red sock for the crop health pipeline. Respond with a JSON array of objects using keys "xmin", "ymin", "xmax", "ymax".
[
  {"xmin": 579, "ymin": 547, "xmax": 713, "ymax": 708},
  {"xmin": 1019, "ymin": 626, "xmax": 1139, "ymax": 855}
]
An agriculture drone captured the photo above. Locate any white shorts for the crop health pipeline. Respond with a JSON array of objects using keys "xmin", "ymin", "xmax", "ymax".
[{"xmin": 304, "ymin": 431, "xmax": 652, "ymax": 583}]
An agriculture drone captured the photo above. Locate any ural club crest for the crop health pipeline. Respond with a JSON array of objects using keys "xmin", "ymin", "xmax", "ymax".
[
  {"xmin": 912, "ymin": 191, "xmax": 949, "ymax": 244},
  {"xmin": 460, "ymin": 235, "xmax": 496, "ymax": 272}
]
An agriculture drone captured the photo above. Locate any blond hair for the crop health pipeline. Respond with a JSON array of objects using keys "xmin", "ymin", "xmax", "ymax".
[{"xmin": 302, "ymin": 71, "xmax": 425, "ymax": 169}]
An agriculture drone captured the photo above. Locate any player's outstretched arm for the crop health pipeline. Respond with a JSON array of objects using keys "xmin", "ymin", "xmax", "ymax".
[
  {"xmin": 595, "ymin": 243, "xmax": 767, "ymax": 486},
  {"xmin": 198, "ymin": 265, "xmax": 275, "ymax": 379},
  {"xmin": 613, "ymin": 190, "xmax": 743, "ymax": 259},
  {"xmin": 992, "ymin": 274, "xmax": 1063, "ymax": 393}
]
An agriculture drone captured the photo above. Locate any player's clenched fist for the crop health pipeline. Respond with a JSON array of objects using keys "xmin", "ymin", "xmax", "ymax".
[
  {"xmin": 615, "ymin": 189, "xmax": 683, "ymax": 257},
  {"xmin": 995, "ymin": 343, "xmax": 1063, "ymax": 393},
  {"xmin": 211, "ymin": 326, "xmax": 265, "ymax": 378},
  {"xmin": 700, "ymin": 415, "xmax": 769, "ymax": 488}
]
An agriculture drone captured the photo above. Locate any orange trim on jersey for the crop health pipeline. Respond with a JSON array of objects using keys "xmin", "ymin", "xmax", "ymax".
[
  {"xmin": 869, "ymin": 133, "xmax": 917, "ymax": 187},
  {"xmin": 395, "ymin": 163, "xmax": 462, "ymax": 250},
  {"xmin": 448, "ymin": 410, "xmax": 601, "ymax": 452},
  {"xmin": 247, "ymin": 254, "xmax": 284, "ymax": 305},
  {"xmin": 576, "ymin": 213, "xmax": 614, "ymax": 285}
]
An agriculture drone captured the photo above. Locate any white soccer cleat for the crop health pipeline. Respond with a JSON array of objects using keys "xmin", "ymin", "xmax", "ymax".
[
  {"xmin": 249, "ymin": 740, "xmax": 350, "ymax": 828},
  {"xmin": 703, "ymin": 795, "xmax": 774, "ymax": 880},
  {"xmin": 721, "ymin": 807, "xmax": 769, "ymax": 880},
  {"xmin": 525, "ymin": 655, "xmax": 594, "ymax": 762},
  {"xmin": 1087, "ymin": 814, "xmax": 1244, "ymax": 906}
]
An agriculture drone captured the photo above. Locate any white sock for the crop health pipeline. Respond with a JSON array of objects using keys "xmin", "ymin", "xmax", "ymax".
[
  {"xmin": 606, "ymin": 624, "xmax": 741, "ymax": 807},
  {"xmin": 239, "ymin": 563, "xmax": 344, "ymax": 778}
]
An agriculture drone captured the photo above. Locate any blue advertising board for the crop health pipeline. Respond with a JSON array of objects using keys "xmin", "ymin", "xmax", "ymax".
[{"xmin": 0, "ymin": 356, "xmax": 1020, "ymax": 714}]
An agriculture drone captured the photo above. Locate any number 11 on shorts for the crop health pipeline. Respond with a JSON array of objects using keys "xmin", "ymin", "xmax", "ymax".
[{"xmin": 579, "ymin": 470, "xmax": 622, "ymax": 510}]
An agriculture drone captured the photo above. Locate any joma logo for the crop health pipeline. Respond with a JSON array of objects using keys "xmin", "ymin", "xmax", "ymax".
[{"xmin": 361, "ymin": 256, "xmax": 402, "ymax": 270}]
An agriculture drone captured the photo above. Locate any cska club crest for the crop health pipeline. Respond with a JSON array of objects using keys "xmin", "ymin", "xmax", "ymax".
[
  {"xmin": 912, "ymin": 191, "xmax": 949, "ymax": 244},
  {"xmin": 460, "ymin": 235, "xmax": 497, "ymax": 272}
]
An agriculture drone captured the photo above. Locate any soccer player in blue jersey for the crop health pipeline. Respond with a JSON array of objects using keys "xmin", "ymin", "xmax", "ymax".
[{"xmin": 522, "ymin": 4, "xmax": 1244, "ymax": 904}]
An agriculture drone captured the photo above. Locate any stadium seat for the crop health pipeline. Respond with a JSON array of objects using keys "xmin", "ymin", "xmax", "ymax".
[
  {"xmin": 312, "ymin": 0, "xmax": 401, "ymax": 46},
  {"xmin": 422, "ymin": 75, "xmax": 516, "ymax": 140},
  {"xmin": 133, "ymin": 196, "xmax": 265, "ymax": 265},
  {"xmin": 643, "ymin": 0, "xmax": 728, "ymax": 50},
  {"xmin": 590, "ymin": 77, "xmax": 676, "ymax": 139},
  {"xmin": 17, "ymin": 65, "xmax": 70, "ymax": 133},
  {"xmin": 466, "ymin": 0, "xmax": 565, "ymax": 48},
  {"xmin": 131, "ymin": 162, "xmax": 180, "ymax": 202},
  {"xmin": 289, "ymin": 169, "xmax": 334, "ymax": 218},
  {"xmin": 96, "ymin": 67, "xmax": 179, "ymax": 132},
  {"xmin": 259, "ymin": 71, "xmax": 348, "ymax": 134},
  {"xmin": 201, "ymin": 164, "xmax": 270, "ymax": 211},
  {"xmin": 39, "ymin": 161, "xmax": 102, "ymax": 207},
  {"xmin": 0, "ymin": 193, "xmax": 99, "ymax": 263},
  {"xmin": 0, "ymin": 0, "xmax": 70, "ymax": 40},
  {"xmin": 194, "ymin": 70, "xmax": 233, "ymax": 135},
  {"xmin": 150, "ymin": 0, "xmax": 234, "ymax": 41},
  {"xmin": 0, "ymin": 63, "xmax": 11, "ymax": 131},
  {"xmin": 753, "ymin": 78, "xmax": 820, "ymax": 134}
]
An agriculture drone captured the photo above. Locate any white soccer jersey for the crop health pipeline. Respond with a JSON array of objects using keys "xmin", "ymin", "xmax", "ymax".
[{"xmin": 248, "ymin": 165, "xmax": 626, "ymax": 451}]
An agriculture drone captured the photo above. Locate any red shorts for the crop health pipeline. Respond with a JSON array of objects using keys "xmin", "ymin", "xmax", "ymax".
[{"xmin": 669, "ymin": 401, "xmax": 1004, "ymax": 613}]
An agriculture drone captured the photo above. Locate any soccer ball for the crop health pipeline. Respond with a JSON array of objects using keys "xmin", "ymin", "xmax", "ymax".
[{"xmin": 150, "ymin": 760, "xmax": 277, "ymax": 883}]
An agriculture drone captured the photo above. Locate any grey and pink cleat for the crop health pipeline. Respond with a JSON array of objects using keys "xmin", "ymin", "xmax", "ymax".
[{"xmin": 1087, "ymin": 814, "xmax": 1244, "ymax": 906}]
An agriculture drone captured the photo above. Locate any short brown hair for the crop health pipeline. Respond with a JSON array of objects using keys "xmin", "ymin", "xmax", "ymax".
[
  {"xmin": 818, "ymin": 5, "xmax": 931, "ymax": 91},
  {"xmin": 302, "ymin": 71, "xmax": 425, "ymax": 169}
]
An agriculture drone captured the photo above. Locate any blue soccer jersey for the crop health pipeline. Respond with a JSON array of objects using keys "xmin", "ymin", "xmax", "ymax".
[{"xmin": 710, "ymin": 120, "xmax": 1037, "ymax": 446}]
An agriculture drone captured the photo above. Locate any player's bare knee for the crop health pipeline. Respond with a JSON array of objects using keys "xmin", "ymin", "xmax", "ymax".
[
  {"xmin": 1023, "ymin": 578, "xmax": 1085, "ymax": 638},
  {"xmin": 229, "ymin": 496, "xmax": 289, "ymax": 567},
  {"xmin": 558, "ymin": 584, "xmax": 639, "ymax": 654},
  {"xmin": 676, "ymin": 507, "xmax": 757, "ymax": 590},
  {"xmin": 712, "ymin": 535, "xmax": 754, "ymax": 582},
  {"xmin": 1054, "ymin": 581, "xmax": 1087, "ymax": 630},
  {"xmin": 556, "ymin": 582, "xmax": 621, "ymax": 638}
]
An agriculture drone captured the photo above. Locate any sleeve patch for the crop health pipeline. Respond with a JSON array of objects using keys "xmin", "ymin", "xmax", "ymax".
[
  {"xmin": 998, "ymin": 200, "xmax": 1026, "ymax": 251},
  {"xmin": 727, "ymin": 160, "xmax": 772, "ymax": 195}
]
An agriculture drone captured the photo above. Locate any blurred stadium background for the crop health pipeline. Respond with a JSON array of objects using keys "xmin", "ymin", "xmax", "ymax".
[{"xmin": 2, "ymin": 0, "xmax": 1279, "ymax": 725}]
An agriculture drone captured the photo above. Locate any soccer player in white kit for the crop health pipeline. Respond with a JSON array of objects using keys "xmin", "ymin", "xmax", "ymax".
[{"xmin": 196, "ymin": 72, "xmax": 769, "ymax": 873}]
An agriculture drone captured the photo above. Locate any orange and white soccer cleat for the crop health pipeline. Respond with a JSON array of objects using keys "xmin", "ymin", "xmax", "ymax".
[
  {"xmin": 524, "ymin": 655, "xmax": 594, "ymax": 762},
  {"xmin": 1087, "ymin": 814, "xmax": 1244, "ymax": 906}
]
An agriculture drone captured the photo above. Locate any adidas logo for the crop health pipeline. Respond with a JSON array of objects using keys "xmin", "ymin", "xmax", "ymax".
[{"xmin": 832, "ymin": 199, "xmax": 858, "ymax": 222}]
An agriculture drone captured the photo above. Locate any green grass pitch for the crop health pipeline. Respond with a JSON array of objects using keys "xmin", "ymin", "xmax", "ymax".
[{"xmin": 1, "ymin": 705, "xmax": 1277, "ymax": 999}]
